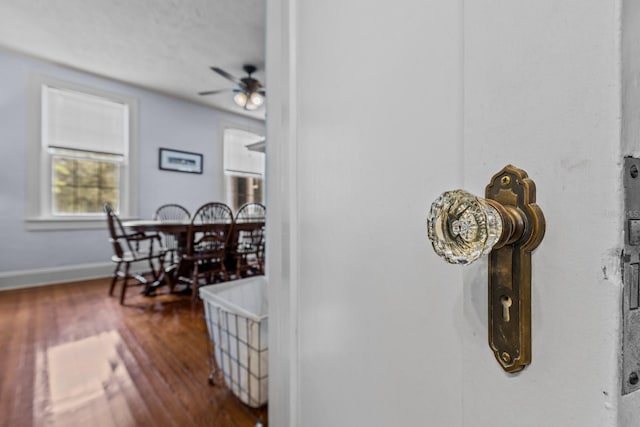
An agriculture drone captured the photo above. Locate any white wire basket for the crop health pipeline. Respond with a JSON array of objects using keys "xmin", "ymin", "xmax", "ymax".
[{"xmin": 200, "ymin": 277, "xmax": 268, "ymax": 409}]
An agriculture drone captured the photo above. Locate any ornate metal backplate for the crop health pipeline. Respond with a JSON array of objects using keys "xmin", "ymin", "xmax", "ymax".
[{"xmin": 485, "ymin": 165, "xmax": 545, "ymax": 372}]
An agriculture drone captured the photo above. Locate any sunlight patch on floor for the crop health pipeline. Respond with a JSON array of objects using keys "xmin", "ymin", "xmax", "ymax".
[{"xmin": 36, "ymin": 330, "xmax": 136, "ymax": 427}]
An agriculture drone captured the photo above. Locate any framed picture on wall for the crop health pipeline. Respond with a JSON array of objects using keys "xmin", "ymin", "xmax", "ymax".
[{"xmin": 158, "ymin": 148, "xmax": 203, "ymax": 174}]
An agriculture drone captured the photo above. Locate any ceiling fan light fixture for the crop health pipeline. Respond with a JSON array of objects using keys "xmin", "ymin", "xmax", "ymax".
[
  {"xmin": 243, "ymin": 99, "xmax": 259, "ymax": 111},
  {"xmin": 233, "ymin": 91, "xmax": 248, "ymax": 108},
  {"xmin": 249, "ymin": 92, "xmax": 264, "ymax": 107},
  {"xmin": 234, "ymin": 90, "xmax": 264, "ymax": 111}
]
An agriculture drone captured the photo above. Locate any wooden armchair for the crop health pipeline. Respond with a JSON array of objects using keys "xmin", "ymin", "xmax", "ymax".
[
  {"xmin": 227, "ymin": 203, "xmax": 266, "ymax": 278},
  {"xmin": 174, "ymin": 202, "xmax": 234, "ymax": 299},
  {"xmin": 104, "ymin": 203, "xmax": 166, "ymax": 304},
  {"xmin": 236, "ymin": 202, "xmax": 266, "ymax": 222},
  {"xmin": 153, "ymin": 203, "xmax": 191, "ymax": 264}
]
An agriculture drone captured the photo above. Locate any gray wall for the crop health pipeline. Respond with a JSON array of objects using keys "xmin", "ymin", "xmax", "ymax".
[{"xmin": 0, "ymin": 49, "xmax": 263, "ymax": 287}]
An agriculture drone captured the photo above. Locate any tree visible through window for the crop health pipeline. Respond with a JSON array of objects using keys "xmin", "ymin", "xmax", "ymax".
[{"xmin": 51, "ymin": 149, "xmax": 120, "ymax": 214}]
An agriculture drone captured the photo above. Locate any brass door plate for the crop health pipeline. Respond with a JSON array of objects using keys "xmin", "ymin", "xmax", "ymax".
[{"xmin": 486, "ymin": 165, "xmax": 545, "ymax": 372}]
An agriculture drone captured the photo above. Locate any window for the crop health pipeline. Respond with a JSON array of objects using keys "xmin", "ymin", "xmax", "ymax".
[
  {"xmin": 226, "ymin": 174, "xmax": 264, "ymax": 212},
  {"xmin": 223, "ymin": 128, "xmax": 265, "ymax": 212},
  {"xmin": 50, "ymin": 148, "xmax": 121, "ymax": 214},
  {"xmin": 27, "ymin": 76, "xmax": 138, "ymax": 230}
]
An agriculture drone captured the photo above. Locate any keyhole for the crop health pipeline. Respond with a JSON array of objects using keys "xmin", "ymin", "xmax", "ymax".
[{"xmin": 500, "ymin": 296, "xmax": 512, "ymax": 322}]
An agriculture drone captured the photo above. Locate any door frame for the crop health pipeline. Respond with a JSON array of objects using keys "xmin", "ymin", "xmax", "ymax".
[{"xmin": 265, "ymin": 0, "xmax": 298, "ymax": 425}]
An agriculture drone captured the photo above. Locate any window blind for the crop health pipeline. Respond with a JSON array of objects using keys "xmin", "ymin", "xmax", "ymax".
[
  {"xmin": 43, "ymin": 86, "xmax": 128, "ymax": 155},
  {"xmin": 223, "ymin": 128, "xmax": 265, "ymax": 175}
]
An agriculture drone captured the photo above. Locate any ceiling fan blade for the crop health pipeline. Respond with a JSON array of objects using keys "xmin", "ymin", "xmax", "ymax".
[
  {"xmin": 211, "ymin": 67, "xmax": 242, "ymax": 85},
  {"xmin": 198, "ymin": 89, "xmax": 231, "ymax": 96}
]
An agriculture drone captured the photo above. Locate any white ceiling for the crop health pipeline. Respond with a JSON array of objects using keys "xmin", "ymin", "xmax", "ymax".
[{"xmin": 0, "ymin": 0, "xmax": 266, "ymax": 120}]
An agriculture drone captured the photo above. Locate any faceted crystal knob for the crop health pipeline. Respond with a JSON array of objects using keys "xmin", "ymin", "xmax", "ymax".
[{"xmin": 427, "ymin": 190, "xmax": 504, "ymax": 265}]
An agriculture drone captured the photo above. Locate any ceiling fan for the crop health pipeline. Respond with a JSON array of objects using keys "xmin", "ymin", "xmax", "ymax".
[{"xmin": 198, "ymin": 64, "xmax": 266, "ymax": 111}]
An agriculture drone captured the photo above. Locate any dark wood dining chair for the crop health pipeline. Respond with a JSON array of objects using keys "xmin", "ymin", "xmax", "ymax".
[
  {"xmin": 175, "ymin": 202, "xmax": 234, "ymax": 299},
  {"xmin": 236, "ymin": 202, "xmax": 266, "ymax": 222},
  {"xmin": 153, "ymin": 203, "xmax": 191, "ymax": 264},
  {"xmin": 104, "ymin": 202, "xmax": 166, "ymax": 304},
  {"xmin": 227, "ymin": 203, "xmax": 266, "ymax": 278}
]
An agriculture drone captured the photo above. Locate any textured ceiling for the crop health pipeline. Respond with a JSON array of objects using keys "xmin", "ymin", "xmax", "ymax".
[{"xmin": 0, "ymin": 0, "xmax": 266, "ymax": 120}]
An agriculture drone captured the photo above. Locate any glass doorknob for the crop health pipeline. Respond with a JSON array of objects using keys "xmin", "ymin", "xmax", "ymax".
[{"xmin": 427, "ymin": 189, "xmax": 520, "ymax": 264}]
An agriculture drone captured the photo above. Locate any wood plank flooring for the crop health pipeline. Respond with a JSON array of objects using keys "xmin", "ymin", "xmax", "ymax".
[{"xmin": 0, "ymin": 278, "xmax": 267, "ymax": 427}]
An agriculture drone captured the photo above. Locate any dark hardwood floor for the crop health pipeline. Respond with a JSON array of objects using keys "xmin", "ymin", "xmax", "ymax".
[{"xmin": 0, "ymin": 278, "xmax": 267, "ymax": 427}]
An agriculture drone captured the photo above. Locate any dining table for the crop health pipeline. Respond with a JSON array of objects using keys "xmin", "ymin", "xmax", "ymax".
[
  {"xmin": 121, "ymin": 219, "xmax": 266, "ymax": 296},
  {"xmin": 123, "ymin": 219, "xmax": 192, "ymax": 245}
]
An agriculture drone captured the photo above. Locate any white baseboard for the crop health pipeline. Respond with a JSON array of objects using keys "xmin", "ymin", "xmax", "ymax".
[{"xmin": 0, "ymin": 262, "xmax": 114, "ymax": 291}]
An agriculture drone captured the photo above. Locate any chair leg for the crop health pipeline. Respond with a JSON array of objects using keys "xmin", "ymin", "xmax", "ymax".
[
  {"xmin": 158, "ymin": 256, "xmax": 165, "ymax": 283},
  {"xmin": 164, "ymin": 262, "xmax": 176, "ymax": 293},
  {"xmin": 120, "ymin": 263, "xmax": 131, "ymax": 305},
  {"xmin": 191, "ymin": 262, "xmax": 200, "ymax": 300},
  {"xmin": 148, "ymin": 257, "xmax": 159, "ymax": 281},
  {"xmin": 109, "ymin": 262, "xmax": 122, "ymax": 296},
  {"xmin": 221, "ymin": 263, "xmax": 229, "ymax": 282},
  {"xmin": 170, "ymin": 249, "xmax": 179, "ymax": 265}
]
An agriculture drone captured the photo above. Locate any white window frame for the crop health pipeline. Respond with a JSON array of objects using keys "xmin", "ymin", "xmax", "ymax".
[
  {"xmin": 26, "ymin": 75, "xmax": 139, "ymax": 230},
  {"xmin": 220, "ymin": 122, "xmax": 266, "ymax": 211}
]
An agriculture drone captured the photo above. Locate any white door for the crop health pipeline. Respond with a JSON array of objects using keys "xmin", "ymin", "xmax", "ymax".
[{"xmin": 266, "ymin": 1, "xmax": 635, "ymax": 426}]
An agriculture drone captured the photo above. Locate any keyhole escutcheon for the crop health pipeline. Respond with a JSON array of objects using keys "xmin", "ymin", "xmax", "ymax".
[{"xmin": 500, "ymin": 295, "xmax": 512, "ymax": 322}]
